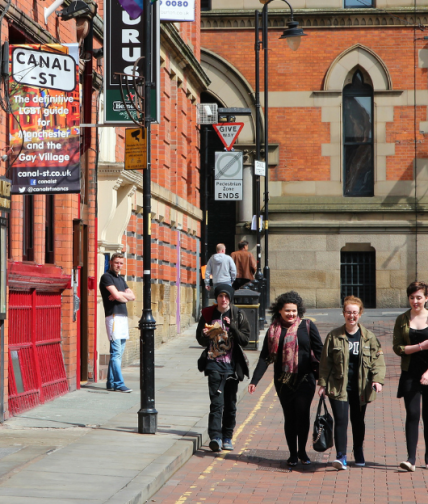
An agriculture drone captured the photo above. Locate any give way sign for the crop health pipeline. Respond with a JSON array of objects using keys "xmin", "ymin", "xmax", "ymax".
[{"xmin": 213, "ymin": 122, "xmax": 244, "ymax": 151}]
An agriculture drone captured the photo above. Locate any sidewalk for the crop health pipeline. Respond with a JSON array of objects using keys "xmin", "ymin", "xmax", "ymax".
[{"xmin": 0, "ymin": 324, "xmax": 263, "ymax": 504}]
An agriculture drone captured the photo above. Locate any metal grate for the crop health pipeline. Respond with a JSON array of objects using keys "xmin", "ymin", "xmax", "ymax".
[
  {"xmin": 8, "ymin": 291, "xmax": 68, "ymax": 416},
  {"xmin": 341, "ymin": 251, "xmax": 376, "ymax": 308},
  {"xmin": 196, "ymin": 103, "xmax": 218, "ymax": 124}
]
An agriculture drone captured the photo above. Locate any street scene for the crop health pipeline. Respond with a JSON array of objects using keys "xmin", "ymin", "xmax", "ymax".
[
  {"xmin": 2, "ymin": 0, "xmax": 428, "ymax": 503},
  {"xmin": 1, "ymin": 309, "xmax": 427, "ymax": 503}
]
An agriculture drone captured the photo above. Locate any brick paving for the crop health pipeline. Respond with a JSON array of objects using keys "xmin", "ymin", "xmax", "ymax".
[{"xmin": 152, "ymin": 320, "xmax": 428, "ymax": 504}]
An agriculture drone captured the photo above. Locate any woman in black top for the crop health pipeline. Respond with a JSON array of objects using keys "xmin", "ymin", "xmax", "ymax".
[
  {"xmin": 393, "ymin": 281, "xmax": 428, "ymax": 472},
  {"xmin": 248, "ymin": 291, "xmax": 323, "ymax": 466}
]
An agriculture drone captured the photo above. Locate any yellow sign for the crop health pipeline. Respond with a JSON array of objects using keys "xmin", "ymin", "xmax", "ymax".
[{"xmin": 125, "ymin": 127, "xmax": 147, "ymax": 170}]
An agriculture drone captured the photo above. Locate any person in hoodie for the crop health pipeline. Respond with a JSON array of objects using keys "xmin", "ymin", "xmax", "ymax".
[
  {"xmin": 196, "ymin": 283, "xmax": 250, "ymax": 452},
  {"xmin": 205, "ymin": 243, "xmax": 237, "ymax": 292}
]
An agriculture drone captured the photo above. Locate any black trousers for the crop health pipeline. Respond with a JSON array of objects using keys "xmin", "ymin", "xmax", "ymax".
[
  {"xmin": 276, "ymin": 378, "xmax": 315, "ymax": 457},
  {"xmin": 207, "ymin": 371, "xmax": 239, "ymax": 440},
  {"xmin": 329, "ymin": 390, "xmax": 367, "ymax": 456},
  {"xmin": 403, "ymin": 389, "xmax": 428, "ymax": 465}
]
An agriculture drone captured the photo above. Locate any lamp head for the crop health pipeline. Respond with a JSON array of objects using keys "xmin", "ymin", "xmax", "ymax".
[{"xmin": 279, "ymin": 19, "xmax": 306, "ymax": 51}]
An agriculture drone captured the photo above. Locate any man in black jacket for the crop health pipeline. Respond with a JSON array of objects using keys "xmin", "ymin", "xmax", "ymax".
[{"xmin": 196, "ymin": 284, "xmax": 250, "ymax": 452}]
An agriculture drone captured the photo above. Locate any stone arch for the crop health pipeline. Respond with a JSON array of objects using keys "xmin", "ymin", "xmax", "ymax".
[
  {"xmin": 201, "ymin": 48, "xmax": 257, "ymax": 145},
  {"xmin": 324, "ymin": 44, "xmax": 392, "ymax": 92}
]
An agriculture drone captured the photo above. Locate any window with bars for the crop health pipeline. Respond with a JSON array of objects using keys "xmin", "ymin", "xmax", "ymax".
[
  {"xmin": 343, "ymin": 70, "xmax": 374, "ymax": 197},
  {"xmin": 341, "ymin": 251, "xmax": 376, "ymax": 308}
]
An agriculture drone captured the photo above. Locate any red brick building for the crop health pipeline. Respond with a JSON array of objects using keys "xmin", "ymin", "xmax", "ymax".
[{"xmin": 201, "ymin": 1, "xmax": 428, "ymax": 308}]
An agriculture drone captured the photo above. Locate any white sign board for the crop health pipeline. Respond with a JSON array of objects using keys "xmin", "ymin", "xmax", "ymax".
[
  {"xmin": 160, "ymin": 0, "xmax": 195, "ymax": 21},
  {"xmin": 12, "ymin": 47, "xmax": 76, "ymax": 92},
  {"xmin": 215, "ymin": 180, "xmax": 242, "ymax": 200},
  {"xmin": 255, "ymin": 160, "xmax": 266, "ymax": 176},
  {"xmin": 215, "ymin": 151, "xmax": 243, "ymax": 201}
]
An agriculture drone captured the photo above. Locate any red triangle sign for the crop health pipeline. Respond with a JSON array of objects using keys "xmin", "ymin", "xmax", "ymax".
[{"xmin": 213, "ymin": 122, "xmax": 244, "ymax": 151}]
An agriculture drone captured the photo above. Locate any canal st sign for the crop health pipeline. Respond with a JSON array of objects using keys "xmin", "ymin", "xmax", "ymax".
[{"xmin": 9, "ymin": 44, "xmax": 80, "ymax": 195}]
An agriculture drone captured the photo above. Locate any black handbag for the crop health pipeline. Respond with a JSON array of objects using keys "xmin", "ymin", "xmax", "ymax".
[
  {"xmin": 197, "ymin": 348, "xmax": 208, "ymax": 372},
  {"xmin": 313, "ymin": 395, "xmax": 334, "ymax": 452}
]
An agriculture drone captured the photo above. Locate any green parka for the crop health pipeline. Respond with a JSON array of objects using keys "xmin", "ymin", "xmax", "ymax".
[
  {"xmin": 318, "ymin": 324, "xmax": 386, "ymax": 406},
  {"xmin": 392, "ymin": 310, "xmax": 412, "ymax": 372}
]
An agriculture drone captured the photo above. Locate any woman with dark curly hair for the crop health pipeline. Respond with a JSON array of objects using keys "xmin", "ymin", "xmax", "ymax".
[{"xmin": 248, "ymin": 291, "xmax": 323, "ymax": 466}]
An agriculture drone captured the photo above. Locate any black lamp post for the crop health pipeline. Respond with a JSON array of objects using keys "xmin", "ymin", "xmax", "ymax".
[{"xmin": 255, "ymin": 0, "xmax": 305, "ymax": 312}]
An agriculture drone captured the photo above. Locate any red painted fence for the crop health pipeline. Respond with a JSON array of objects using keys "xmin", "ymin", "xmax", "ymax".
[{"xmin": 8, "ymin": 290, "xmax": 69, "ymax": 415}]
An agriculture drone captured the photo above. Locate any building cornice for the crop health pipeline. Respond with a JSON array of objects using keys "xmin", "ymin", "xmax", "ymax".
[
  {"xmin": 201, "ymin": 8, "xmax": 428, "ymax": 30},
  {"xmin": 98, "ymin": 163, "xmax": 203, "ymax": 222},
  {"xmin": 161, "ymin": 23, "xmax": 211, "ymax": 90},
  {"xmin": 269, "ymin": 196, "xmax": 428, "ymax": 213}
]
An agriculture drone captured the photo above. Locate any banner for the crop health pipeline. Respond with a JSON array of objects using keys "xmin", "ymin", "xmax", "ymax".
[
  {"xmin": 9, "ymin": 44, "xmax": 80, "ymax": 195},
  {"xmin": 104, "ymin": 0, "xmax": 160, "ymax": 125},
  {"xmin": 160, "ymin": 0, "xmax": 195, "ymax": 21}
]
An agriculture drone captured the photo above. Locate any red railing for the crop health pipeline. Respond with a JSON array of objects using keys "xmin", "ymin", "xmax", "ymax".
[{"xmin": 8, "ymin": 290, "xmax": 68, "ymax": 416}]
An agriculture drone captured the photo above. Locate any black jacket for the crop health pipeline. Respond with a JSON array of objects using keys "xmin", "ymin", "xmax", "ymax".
[{"xmin": 196, "ymin": 304, "xmax": 250, "ymax": 381}]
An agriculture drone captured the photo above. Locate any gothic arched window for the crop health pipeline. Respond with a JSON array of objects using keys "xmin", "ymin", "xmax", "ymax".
[{"xmin": 343, "ymin": 70, "xmax": 374, "ymax": 197}]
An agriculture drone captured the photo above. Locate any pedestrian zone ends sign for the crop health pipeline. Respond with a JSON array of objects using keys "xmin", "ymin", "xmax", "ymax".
[{"xmin": 213, "ymin": 122, "xmax": 244, "ymax": 151}]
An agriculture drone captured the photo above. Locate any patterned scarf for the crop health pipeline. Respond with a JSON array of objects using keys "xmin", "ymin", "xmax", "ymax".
[{"xmin": 267, "ymin": 317, "xmax": 301, "ymax": 380}]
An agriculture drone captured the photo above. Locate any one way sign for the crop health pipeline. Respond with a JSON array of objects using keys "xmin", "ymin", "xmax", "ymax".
[{"xmin": 213, "ymin": 122, "xmax": 244, "ymax": 151}]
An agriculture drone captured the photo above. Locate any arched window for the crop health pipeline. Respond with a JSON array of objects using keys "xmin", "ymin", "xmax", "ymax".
[{"xmin": 343, "ymin": 70, "xmax": 374, "ymax": 197}]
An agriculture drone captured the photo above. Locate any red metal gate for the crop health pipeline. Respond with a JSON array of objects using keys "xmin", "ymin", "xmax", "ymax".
[{"xmin": 8, "ymin": 290, "xmax": 69, "ymax": 415}]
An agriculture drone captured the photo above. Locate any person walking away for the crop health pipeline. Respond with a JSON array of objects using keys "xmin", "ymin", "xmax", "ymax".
[
  {"xmin": 196, "ymin": 283, "xmax": 250, "ymax": 452},
  {"xmin": 204, "ymin": 243, "xmax": 236, "ymax": 292},
  {"xmin": 318, "ymin": 295, "xmax": 386, "ymax": 470},
  {"xmin": 393, "ymin": 281, "xmax": 428, "ymax": 472},
  {"xmin": 99, "ymin": 253, "xmax": 136, "ymax": 393},
  {"xmin": 248, "ymin": 291, "xmax": 323, "ymax": 466},
  {"xmin": 231, "ymin": 240, "xmax": 256, "ymax": 290}
]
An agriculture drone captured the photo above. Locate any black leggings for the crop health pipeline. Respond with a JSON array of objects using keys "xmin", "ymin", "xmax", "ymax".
[
  {"xmin": 277, "ymin": 380, "xmax": 315, "ymax": 457},
  {"xmin": 329, "ymin": 390, "xmax": 367, "ymax": 456},
  {"xmin": 403, "ymin": 390, "xmax": 428, "ymax": 465}
]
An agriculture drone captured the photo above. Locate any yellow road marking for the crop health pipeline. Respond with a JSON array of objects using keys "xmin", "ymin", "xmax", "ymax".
[{"xmin": 174, "ymin": 381, "xmax": 275, "ymax": 504}]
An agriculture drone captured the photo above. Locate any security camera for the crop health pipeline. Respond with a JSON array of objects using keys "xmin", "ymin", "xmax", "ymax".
[
  {"xmin": 1, "ymin": 154, "xmax": 8, "ymax": 162},
  {"xmin": 204, "ymin": 105, "xmax": 212, "ymax": 117}
]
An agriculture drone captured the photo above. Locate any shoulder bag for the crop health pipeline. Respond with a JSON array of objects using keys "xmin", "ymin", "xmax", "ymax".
[{"xmin": 313, "ymin": 395, "xmax": 334, "ymax": 452}]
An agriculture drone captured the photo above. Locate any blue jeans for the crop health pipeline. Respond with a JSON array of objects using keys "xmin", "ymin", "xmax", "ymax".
[{"xmin": 107, "ymin": 338, "xmax": 127, "ymax": 390}]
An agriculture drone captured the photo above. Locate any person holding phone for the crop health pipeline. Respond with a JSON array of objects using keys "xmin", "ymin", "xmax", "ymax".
[
  {"xmin": 393, "ymin": 281, "xmax": 428, "ymax": 472},
  {"xmin": 318, "ymin": 295, "xmax": 386, "ymax": 470}
]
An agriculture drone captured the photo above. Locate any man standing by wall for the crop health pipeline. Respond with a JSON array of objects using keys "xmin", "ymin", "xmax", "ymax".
[
  {"xmin": 99, "ymin": 253, "xmax": 136, "ymax": 393},
  {"xmin": 205, "ymin": 243, "xmax": 236, "ymax": 292},
  {"xmin": 231, "ymin": 240, "xmax": 256, "ymax": 290}
]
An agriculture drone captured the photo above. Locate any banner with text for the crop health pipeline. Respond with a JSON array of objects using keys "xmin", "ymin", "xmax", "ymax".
[{"xmin": 9, "ymin": 44, "xmax": 80, "ymax": 195}]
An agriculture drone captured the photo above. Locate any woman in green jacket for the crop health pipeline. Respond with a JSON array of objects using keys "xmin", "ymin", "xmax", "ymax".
[
  {"xmin": 318, "ymin": 295, "xmax": 386, "ymax": 470},
  {"xmin": 393, "ymin": 281, "xmax": 428, "ymax": 472}
]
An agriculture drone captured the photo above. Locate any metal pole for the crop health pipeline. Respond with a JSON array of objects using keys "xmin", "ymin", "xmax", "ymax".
[
  {"xmin": 202, "ymin": 126, "xmax": 210, "ymax": 308},
  {"xmin": 262, "ymin": 4, "xmax": 270, "ymax": 311},
  {"xmin": 138, "ymin": 0, "xmax": 157, "ymax": 434},
  {"xmin": 254, "ymin": 10, "xmax": 265, "ymax": 330}
]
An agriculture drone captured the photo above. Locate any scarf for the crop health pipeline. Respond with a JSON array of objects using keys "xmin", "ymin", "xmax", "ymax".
[{"xmin": 267, "ymin": 316, "xmax": 301, "ymax": 382}]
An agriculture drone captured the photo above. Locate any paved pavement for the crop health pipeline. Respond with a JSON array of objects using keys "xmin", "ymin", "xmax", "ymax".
[{"xmin": 0, "ymin": 309, "xmax": 419, "ymax": 504}]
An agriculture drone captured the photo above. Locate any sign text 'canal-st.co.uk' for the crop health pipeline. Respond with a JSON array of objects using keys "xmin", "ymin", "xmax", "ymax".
[
  {"xmin": 9, "ymin": 44, "xmax": 80, "ymax": 195},
  {"xmin": 213, "ymin": 122, "xmax": 244, "ymax": 151}
]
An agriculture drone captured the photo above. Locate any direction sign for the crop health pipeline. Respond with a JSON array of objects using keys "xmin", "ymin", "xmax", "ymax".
[
  {"xmin": 125, "ymin": 127, "xmax": 147, "ymax": 170},
  {"xmin": 213, "ymin": 122, "xmax": 244, "ymax": 151},
  {"xmin": 215, "ymin": 151, "xmax": 243, "ymax": 201}
]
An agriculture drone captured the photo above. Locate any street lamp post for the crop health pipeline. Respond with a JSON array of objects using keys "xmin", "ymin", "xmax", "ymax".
[{"xmin": 255, "ymin": 0, "xmax": 305, "ymax": 311}]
